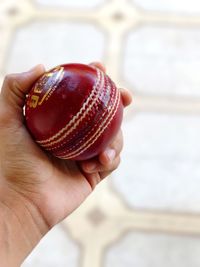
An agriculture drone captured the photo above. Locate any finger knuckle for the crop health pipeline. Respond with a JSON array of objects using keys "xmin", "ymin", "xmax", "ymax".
[
  {"xmin": 3, "ymin": 75, "xmax": 19, "ymax": 95},
  {"xmin": 4, "ymin": 74, "xmax": 16, "ymax": 86}
]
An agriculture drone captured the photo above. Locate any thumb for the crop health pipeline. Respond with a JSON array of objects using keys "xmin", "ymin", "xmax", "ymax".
[{"xmin": 1, "ymin": 65, "xmax": 45, "ymax": 112}]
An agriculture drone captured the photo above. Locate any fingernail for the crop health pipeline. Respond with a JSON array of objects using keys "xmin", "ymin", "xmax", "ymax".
[{"xmin": 105, "ymin": 149, "xmax": 116, "ymax": 162}]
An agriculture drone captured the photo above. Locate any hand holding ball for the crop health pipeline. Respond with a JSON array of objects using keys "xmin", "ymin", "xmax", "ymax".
[{"xmin": 25, "ymin": 64, "xmax": 123, "ymax": 160}]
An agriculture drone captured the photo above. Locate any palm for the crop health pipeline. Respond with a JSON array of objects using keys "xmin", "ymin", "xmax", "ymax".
[{"xmin": 1, "ymin": 116, "xmax": 92, "ymax": 227}]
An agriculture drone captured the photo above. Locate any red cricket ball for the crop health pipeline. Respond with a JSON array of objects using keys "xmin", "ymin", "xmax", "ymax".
[{"xmin": 25, "ymin": 63, "xmax": 123, "ymax": 160}]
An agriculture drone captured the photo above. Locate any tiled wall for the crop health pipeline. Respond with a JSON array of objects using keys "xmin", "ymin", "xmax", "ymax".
[{"xmin": 1, "ymin": 0, "xmax": 200, "ymax": 266}]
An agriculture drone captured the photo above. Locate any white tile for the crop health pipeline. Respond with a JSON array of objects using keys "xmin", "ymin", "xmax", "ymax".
[
  {"xmin": 113, "ymin": 113, "xmax": 200, "ymax": 212},
  {"xmin": 105, "ymin": 232, "xmax": 200, "ymax": 267},
  {"xmin": 6, "ymin": 21, "xmax": 105, "ymax": 72},
  {"xmin": 35, "ymin": 0, "xmax": 104, "ymax": 8},
  {"xmin": 124, "ymin": 27, "xmax": 200, "ymax": 96},
  {"xmin": 22, "ymin": 224, "xmax": 79, "ymax": 267},
  {"xmin": 133, "ymin": 0, "xmax": 200, "ymax": 13}
]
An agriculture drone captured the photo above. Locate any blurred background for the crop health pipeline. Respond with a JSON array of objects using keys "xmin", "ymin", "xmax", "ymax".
[{"xmin": 1, "ymin": 0, "xmax": 200, "ymax": 266}]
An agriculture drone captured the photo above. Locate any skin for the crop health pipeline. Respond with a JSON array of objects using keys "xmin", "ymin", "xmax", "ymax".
[{"xmin": 0, "ymin": 63, "xmax": 132, "ymax": 267}]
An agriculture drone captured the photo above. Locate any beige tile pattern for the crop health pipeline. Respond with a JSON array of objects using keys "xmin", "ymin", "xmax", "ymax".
[
  {"xmin": 113, "ymin": 113, "xmax": 200, "ymax": 212},
  {"xmin": 124, "ymin": 27, "xmax": 200, "ymax": 96},
  {"xmin": 1, "ymin": 0, "xmax": 200, "ymax": 266},
  {"xmin": 6, "ymin": 22, "xmax": 105, "ymax": 72}
]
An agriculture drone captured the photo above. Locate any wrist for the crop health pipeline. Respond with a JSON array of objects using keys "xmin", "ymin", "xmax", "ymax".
[{"xmin": 0, "ymin": 184, "xmax": 49, "ymax": 267}]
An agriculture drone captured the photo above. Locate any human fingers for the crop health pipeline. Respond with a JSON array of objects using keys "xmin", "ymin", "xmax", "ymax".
[
  {"xmin": 89, "ymin": 62, "xmax": 106, "ymax": 73},
  {"xmin": 81, "ymin": 155, "xmax": 121, "ymax": 175},
  {"xmin": 120, "ymin": 88, "xmax": 132, "ymax": 107},
  {"xmin": 1, "ymin": 65, "xmax": 45, "ymax": 113},
  {"xmin": 81, "ymin": 130, "xmax": 123, "ymax": 173}
]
